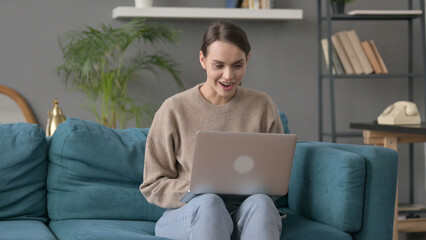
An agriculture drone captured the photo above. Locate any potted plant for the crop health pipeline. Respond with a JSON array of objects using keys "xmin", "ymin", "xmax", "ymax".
[
  {"xmin": 57, "ymin": 19, "xmax": 183, "ymax": 128},
  {"xmin": 330, "ymin": 0, "xmax": 354, "ymax": 14}
]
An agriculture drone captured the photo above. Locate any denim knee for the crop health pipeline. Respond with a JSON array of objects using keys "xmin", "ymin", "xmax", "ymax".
[
  {"xmin": 233, "ymin": 194, "xmax": 282, "ymax": 240},
  {"xmin": 243, "ymin": 194, "xmax": 275, "ymax": 207},
  {"xmin": 156, "ymin": 194, "xmax": 233, "ymax": 240},
  {"xmin": 189, "ymin": 194, "xmax": 233, "ymax": 238},
  {"xmin": 190, "ymin": 194, "xmax": 229, "ymax": 217},
  {"xmin": 239, "ymin": 194, "xmax": 279, "ymax": 218},
  {"xmin": 191, "ymin": 193, "xmax": 226, "ymax": 206}
]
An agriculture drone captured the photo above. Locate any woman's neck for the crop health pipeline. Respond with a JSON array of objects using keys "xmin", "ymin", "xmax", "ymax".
[{"xmin": 198, "ymin": 84, "xmax": 238, "ymax": 105}]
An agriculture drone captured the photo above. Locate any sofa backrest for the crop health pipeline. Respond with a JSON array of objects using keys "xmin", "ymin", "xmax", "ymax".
[
  {"xmin": 0, "ymin": 123, "xmax": 48, "ymax": 222},
  {"xmin": 47, "ymin": 118, "xmax": 165, "ymax": 221},
  {"xmin": 278, "ymin": 110, "xmax": 290, "ymax": 134}
]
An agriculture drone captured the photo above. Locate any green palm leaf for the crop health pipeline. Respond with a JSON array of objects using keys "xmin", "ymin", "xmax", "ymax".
[{"xmin": 57, "ymin": 18, "xmax": 183, "ymax": 128}]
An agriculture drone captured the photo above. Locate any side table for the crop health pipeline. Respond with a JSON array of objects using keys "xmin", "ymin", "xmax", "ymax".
[{"xmin": 350, "ymin": 122, "xmax": 426, "ymax": 240}]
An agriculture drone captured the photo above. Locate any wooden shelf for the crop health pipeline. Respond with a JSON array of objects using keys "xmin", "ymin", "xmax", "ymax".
[
  {"xmin": 112, "ymin": 7, "xmax": 303, "ymax": 20},
  {"xmin": 321, "ymin": 14, "xmax": 422, "ymax": 21},
  {"xmin": 399, "ymin": 203, "xmax": 426, "ymax": 213},
  {"xmin": 322, "ymin": 73, "xmax": 424, "ymax": 79},
  {"xmin": 398, "ymin": 218, "xmax": 426, "ymax": 233}
]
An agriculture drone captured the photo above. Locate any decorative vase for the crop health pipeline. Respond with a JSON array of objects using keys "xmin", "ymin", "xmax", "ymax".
[
  {"xmin": 46, "ymin": 98, "xmax": 66, "ymax": 136},
  {"xmin": 135, "ymin": 0, "xmax": 153, "ymax": 8},
  {"xmin": 331, "ymin": 2, "xmax": 345, "ymax": 14}
]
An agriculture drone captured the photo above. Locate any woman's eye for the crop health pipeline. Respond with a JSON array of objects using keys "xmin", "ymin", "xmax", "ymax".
[
  {"xmin": 214, "ymin": 64, "xmax": 223, "ymax": 68},
  {"xmin": 234, "ymin": 64, "xmax": 243, "ymax": 69}
]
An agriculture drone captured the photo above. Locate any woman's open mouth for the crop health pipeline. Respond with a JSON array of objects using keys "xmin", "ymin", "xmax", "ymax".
[{"xmin": 219, "ymin": 82, "xmax": 234, "ymax": 90}]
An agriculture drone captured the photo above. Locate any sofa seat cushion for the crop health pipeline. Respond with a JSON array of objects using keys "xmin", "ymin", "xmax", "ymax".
[
  {"xmin": 47, "ymin": 118, "xmax": 164, "ymax": 221},
  {"xmin": 0, "ymin": 220, "xmax": 57, "ymax": 240},
  {"xmin": 49, "ymin": 219, "xmax": 170, "ymax": 240},
  {"xmin": 280, "ymin": 208, "xmax": 352, "ymax": 240},
  {"xmin": 288, "ymin": 142, "xmax": 366, "ymax": 232},
  {"xmin": 0, "ymin": 123, "xmax": 48, "ymax": 222}
]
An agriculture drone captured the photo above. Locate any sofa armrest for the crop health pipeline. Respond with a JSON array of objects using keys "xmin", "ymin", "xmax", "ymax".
[{"xmin": 288, "ymin": 142, "xmax": 398, "ymax": 239}]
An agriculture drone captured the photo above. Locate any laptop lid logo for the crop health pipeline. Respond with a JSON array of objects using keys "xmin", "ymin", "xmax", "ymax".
[{"xmin": 234, "ymin": 156, "xmax": 255, "ymax": 174}]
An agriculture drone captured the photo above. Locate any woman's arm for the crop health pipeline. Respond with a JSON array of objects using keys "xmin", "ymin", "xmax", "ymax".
[{"xmin": 139, "ymin": 105, "xmax": 188, "ymax": 209}]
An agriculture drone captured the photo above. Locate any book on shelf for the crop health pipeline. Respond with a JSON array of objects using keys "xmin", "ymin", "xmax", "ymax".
[
  {"xmin": 336, "ymin": 31, "xmax": 364, "ymax": 75},
  {"xmin": 331, "ymin": 35, "xmax": 354, "ymax": 74},
  {"xmin": 241, "ymin": 0, "xmax": 249, "ymax": 8},
  {"xmin": 226, "ymin": 0, "xmax": 243, "ymax": 8},
  {"xmin": 361, "ymin": 41, "xmax": 383, "ymax": 74},
  {"xmin": 346, "ymin": 29, "xmax": 374, "ymax": 74},
  {"xmin": 321, "ymin": 38, "xmax": 344, "ymax": 75},
  {"xmin": 248, "ymin": 0, "xmax": 260, "ymax": 9},
  {"xmin": 260, "ymin": 0, "xmax": 274, "ymax": 9},
  {"xmin": 347, "ymin": 10, "xmax": 422, "ymax": 16},
  {"xmin": 369, "ymin": 40, "xmax": 389, "ymax": 74},
  {"xmin": 331, "ymin": 46, "xmax": 344, "ymax": 74},
  {"xmin": 241, "ymin": 0, "xmax": 273, "ymax": 9},
  {"xmin": 326, "ymin": 29, "xmax": 388, "ymax": 75}
]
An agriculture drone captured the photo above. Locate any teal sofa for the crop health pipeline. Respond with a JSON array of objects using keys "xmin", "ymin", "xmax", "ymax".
[{"xmin": 0, "ymin": 116, "xmax": 398, "ymax": 240}]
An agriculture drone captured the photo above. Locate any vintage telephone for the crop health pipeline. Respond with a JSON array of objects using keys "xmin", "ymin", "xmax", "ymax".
[{"xmin": 377, "ymin": 101, "xmax": 421, "ymax": 125}]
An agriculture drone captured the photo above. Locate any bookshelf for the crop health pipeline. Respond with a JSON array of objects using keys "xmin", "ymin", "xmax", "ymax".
[
  {"xmin": 318, "ymin": 0, "xmax": 426, "ymax": 143},
  {"xmin": 317, "ymin": 0, "xmax": 426, "ymax": 239},
  {"xmin": 112, "ymin": 7, "xmax": 303, "ymax": 20}
]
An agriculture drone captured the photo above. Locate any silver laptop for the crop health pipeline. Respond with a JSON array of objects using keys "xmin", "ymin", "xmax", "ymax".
[{"xmin": 181, "ymin": 131, "xmax": 297, "ymax": 203}]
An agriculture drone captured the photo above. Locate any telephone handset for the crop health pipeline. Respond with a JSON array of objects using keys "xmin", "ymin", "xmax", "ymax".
[{"xmin": 377, "ymin": 101, "xmax": 421, "ymax": 125}]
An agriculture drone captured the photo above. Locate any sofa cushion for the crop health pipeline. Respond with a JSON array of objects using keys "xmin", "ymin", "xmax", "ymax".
[
  {"xmin": 0, "ymin": 123, "xmax": 48, "ymax": 222},
  {"xmin": 0, "ymin": 220, "xmax": 57, "ymax": 240},
  {"xmin": 278, "ymin": 110, "xmax": 290, "ymax": 134},
  {"xmin": 280, "ymin": 208, "xmax": 352, "ymax": 240},
  {"xmin": 47, "ymin": 118, "xmax": 164, "ymax": 221},
  {"xmin": 288, "ymin": 142, "xmax": 365, "ymax": 232},
  {"xmin": 49, "ymin": 219, "xmax": 169, "ymax": 240}
]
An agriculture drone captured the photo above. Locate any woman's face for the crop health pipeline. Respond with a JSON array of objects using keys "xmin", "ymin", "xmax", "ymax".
[{"xmin": 199, "ymin": 41, "xmax": 249, "ymax": 105}]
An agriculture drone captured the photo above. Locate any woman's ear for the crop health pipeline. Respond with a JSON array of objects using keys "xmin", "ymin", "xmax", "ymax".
[{"xmin": 199, "ymin": 50, "xmax": 206, "ymax": 70}]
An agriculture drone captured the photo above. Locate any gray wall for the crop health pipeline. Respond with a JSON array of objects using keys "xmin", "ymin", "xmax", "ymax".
[{"xmin": 0, "ymin": 0, "xmax": 424, "ymax": 238}]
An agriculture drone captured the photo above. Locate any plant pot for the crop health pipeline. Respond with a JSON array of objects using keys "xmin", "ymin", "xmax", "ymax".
[
  {"xmin": 331, "ymin": 2, "xmax": 345, "ymax": 15},
  {"xmin": 135, "ymin": 0, "xmax": 153, "ymax": 8}
]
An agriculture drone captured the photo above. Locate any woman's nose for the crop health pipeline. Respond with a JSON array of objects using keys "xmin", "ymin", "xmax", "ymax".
[{"xmin": 223, "ymin": 67, "xmax": 233, "ymax": 80}]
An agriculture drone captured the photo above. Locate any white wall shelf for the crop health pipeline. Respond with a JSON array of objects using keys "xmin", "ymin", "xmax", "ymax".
[{"xmin": 112, "ymin": 7, "xmax": 303, "ymax": 21}]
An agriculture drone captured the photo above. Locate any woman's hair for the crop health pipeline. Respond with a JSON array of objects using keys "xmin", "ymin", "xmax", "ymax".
[{"xmin": 200, "ymin": 21, "xmax": 251, "ymax": 57}]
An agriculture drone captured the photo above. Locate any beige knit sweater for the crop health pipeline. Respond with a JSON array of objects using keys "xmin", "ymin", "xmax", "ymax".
[{"xmin": 140, "ymin": 84, "xmax": 284, "ymax": 209}]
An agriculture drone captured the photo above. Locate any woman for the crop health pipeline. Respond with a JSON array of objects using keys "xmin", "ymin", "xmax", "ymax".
[{"xmin": 140, "ymin": 21, "xmax": 284, "ymax": 240}]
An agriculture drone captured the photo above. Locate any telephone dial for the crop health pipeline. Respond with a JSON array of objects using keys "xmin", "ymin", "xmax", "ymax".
[{"xmin": 377, "ymin": 101, "xmax": 421, "ymax": 125}]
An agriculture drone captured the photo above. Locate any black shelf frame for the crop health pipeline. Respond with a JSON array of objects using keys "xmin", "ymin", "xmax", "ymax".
[{"xmin": 317, "ymin": 0, "xmax": 426, "ymax": 143}]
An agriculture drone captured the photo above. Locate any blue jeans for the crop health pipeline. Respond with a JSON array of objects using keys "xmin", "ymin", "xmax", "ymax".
[{"xmin": 155, "ymin": 193, "xmax": 282, "ymax": 240}]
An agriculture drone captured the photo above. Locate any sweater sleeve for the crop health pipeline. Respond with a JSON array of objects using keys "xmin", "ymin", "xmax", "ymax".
[
  {"xmin": 139, "ymin": 102, "xmax": 188, "ymax": 209},
  {"xmin": 272, "ymin": 104, "xmax": 284, "ymax": 134}
]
